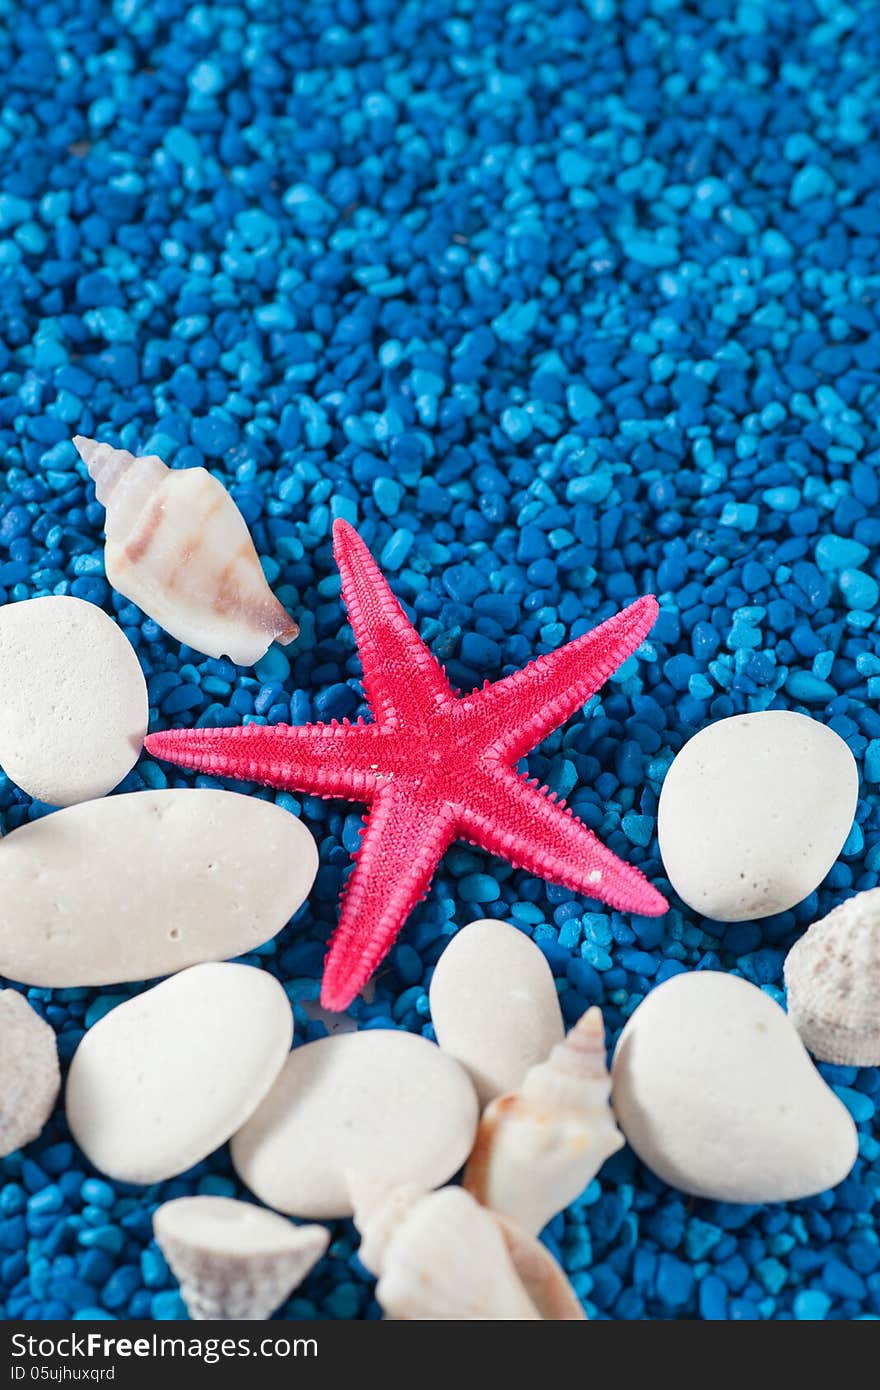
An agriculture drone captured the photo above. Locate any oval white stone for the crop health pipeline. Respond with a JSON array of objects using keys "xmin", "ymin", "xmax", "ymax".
[
  {"xmin": 0, "ymin": 790, "xmax": 318, "ymax": 987},
  {"xmin": 657, "ymin": 711, "xmax": 857, "ymax": 920},
  {"xmin": 611, "ymin": 971, "xmax": 858, "ymax": 1203},
  {"xmin": 66, "ymin": 963, "xmax": 293, "ymax": 1183},
  {"xmin": 0, "ymin": 596, "xmax": 148, "ymax": 806},
  {"xmin": 231, "ymin": 1031, "xmax": 479, "ymax": 1218},
  {"xmin": 429, "ymin": 918, "xmax": 564, "ymax": 1106}
]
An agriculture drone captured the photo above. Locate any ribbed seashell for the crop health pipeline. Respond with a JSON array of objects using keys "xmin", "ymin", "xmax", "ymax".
[
  {"xmin": 353, "ymin": 1185, "xmax": 584, "ymax": 1321},
  {"xmin": 784, "ymin": 888, "xmax": 880, "ymax": 1066},
  {"xmin": 0, "ymin": 991, "xmax": 61, "ymax": 1156},
  {"xmin": 463, "ymin": 1006, "xmax": 623, "ymax": 1235},
  {"xmin": 493, "ymin": 1214, "xmax": 586, "ymax": 1320},
  {"xmin": 73, "ymin": 436, "xmax": 298, "ymax": 666},
  {"xmin": 153, "ymin": 1196, "xmax": 328, "ymax": 1321}
]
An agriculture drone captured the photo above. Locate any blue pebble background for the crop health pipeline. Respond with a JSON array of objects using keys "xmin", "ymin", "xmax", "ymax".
[{"xmin": 0, "ymin": 0, "xmax": 879, "ymax": 1323}]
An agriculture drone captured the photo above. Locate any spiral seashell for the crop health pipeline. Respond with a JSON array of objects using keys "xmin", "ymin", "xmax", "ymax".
[
  {"xmin": 463, "ymin": 1006, "xmax": 624, "ymax": 1235},
  {"xmin": 784, "ymin": 888, "xmax": 880, "ymax": 1066},
  {"xmin": 153, "ymin": 1196, "xmax": 328, "ymax": 1320},
  {"xmin": 353, "ymin": 1184, "xmax": 584, "ymax": 1320},
  {"xmin": 73, "ymin": 436, "xmax": 298, "ymax": 666}
]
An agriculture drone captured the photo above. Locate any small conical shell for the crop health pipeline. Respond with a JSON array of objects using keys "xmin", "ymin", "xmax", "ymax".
[
  {"xmin": 354, "ymin": 1185, "xmax": 544, "ymax": 1320},
  {"xmin": 153, "ymin": 1196, "xmax": 328, "ymax": 1321},
  {"xmin": 463, "ymin": 1006, "xmax": 624, "ymax": 1235},
  {"xmin": 784, "ymin": 888, "xmax": 880, "ymax": 1066},
  {"xmin": 73, "ymin": 436, "xmax": 298, "ymax": 666}
]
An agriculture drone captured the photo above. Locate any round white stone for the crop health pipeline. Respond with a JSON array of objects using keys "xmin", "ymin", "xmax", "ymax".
[
  {"xmin": 66, "ymin": 963, "xmax": 293, "ymax": 1183},
  {"xmin": 0, "ymin": 790, "xmax": 318, "ymax": 987},
  {"xmin": 231, "ymin": 1031, "xmax": 479, "ymax": 1218},
  {"xmin": 611, "ymin": 971, "xmax": 858, "ymax": 1203},
  {"xmin": 429, "ymin": 918, "xmax": 564, "ymax": 1106},
  {"xmin": 0, "ymin": 595, "xmax": 148, "ymax": 806},
  {"xmin": 657, "ymin": 711, "xmax": 857, "ymax": 921}
]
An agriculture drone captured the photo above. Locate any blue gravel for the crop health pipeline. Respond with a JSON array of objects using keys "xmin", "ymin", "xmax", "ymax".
[{"xmin": 0, "ymin": 0, "xmax": 879, "ymax": 1324}]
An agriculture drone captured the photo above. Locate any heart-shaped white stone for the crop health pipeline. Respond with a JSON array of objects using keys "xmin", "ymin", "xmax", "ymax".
[{"xmin": 231, "ymin": 1030, "xmax": 479, "ymax": 1219}]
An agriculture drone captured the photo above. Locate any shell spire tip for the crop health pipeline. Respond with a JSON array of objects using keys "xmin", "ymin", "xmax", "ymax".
[{"xmin": 72, "ymin": 435, "xmax": 98, "ymax": 464}]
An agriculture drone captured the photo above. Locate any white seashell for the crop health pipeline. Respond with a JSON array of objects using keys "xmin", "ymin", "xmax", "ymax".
[
  {"xmin": 153, "ymin": 1196, "xmax": 328, "ymax": 1320},
  {"xmin": 463, "ymin": 1006, "xmax": 624, "ymax": 1235},
  {"xmin": 353, "ymin": 1185, "xmax": 584, "ymax": 1321},
  {"xmin": 0, "ymin": 991, "xmax": 61, "ymax": 1156},
  {"xmin": 72, "ymin": 436, "xmax": 298, "ymax": 666},
  {"xmin": 611, "ymin": 971, "xmax": 859, "ymax": 1202},
  {"xmin": 658, "ymin": 711, "xmax": 857, "ymax": 921},
  {"xmin": 0, "ymin": 790, "xmax": 317, "ymax": 988},
  {"xmin": 784, "ymin": 888, "xmax": 880, "ymax": 1066},
  {"xmin": 429, "ymin": 918, "xmax": 565, "ymax": 1106},
  {"xmin": 66, "ymin": 963, "xmax": 293, "ymax": 1183},
  {"xmin": 493, "ymin": 1213, "xmax": 586, "ymax": 1321},
  {"xmin": 0, "ymin": 596, "xmax": 148, "ymax": 807}
]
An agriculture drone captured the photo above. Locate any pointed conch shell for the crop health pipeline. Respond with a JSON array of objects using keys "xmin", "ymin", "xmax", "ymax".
[
  {"xmin": 463, "ymin": 1006, "xmax": 624, "ymax": 1236},
  {"xmin": 153, "ymin": 1196, "xmax": 328, "ymax": 1320},
  {"xmin": 73, "ymin": 436, "xmax": 298, "ymax": 666},
  {"xmin": 784, "ymin": 888, "xmax": 880, "ymax": 1066},
  {"xmin": 353, "ymin": 1184, "xmax": 584, "ymax": 1320}
]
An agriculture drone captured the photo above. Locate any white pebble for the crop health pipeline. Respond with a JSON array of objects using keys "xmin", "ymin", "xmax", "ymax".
[
  {"xmin": 231, "ymin": 1031, "xmax": 479, "ymax": 1219},
  {"xmin": 429, "ymin": 918, "xmax": 564, "ymax": 1106},
  {"xmin": 611, "ymin": 971, "xmax": 858, "ymax": 1203},
  {"xmin": 66, "ymin": 963, "xmax": 293, "ymax": 1183},
  {"xmin": 0, "ymin": 790, "xmax": 318, "ymax": 987},
  {"xmin": 0, "ymin": 595, "xmax": 148, "ymax": 806},
  {"xmin": 0, "ymin": 991, "xmax": 60, "ymax": 1156},
  {"xmin": 657, "ymin": 711, "xmax": 857, "ymax": 920}
]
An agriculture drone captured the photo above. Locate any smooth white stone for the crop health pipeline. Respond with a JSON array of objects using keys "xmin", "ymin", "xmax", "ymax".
[
  {"xmin": 0, "ymin": 595, "xmax": 148, "ymax": 806},
  {"xmin": 0, "ymin": 790, "xmax": 318, "ymax": 987},
  {"xmin": 66, "ymin": 964, "xmax": 293, "ymax": 1183},
  {"xmin": 611, "ymin": 971, "xmax": 858, "ymax": 1203},
  {"xmin": 657, "ymin": 711, "xmax": 857, "ymax": 920},
  {"xmin": 429, "ymin": 918, "xmax": 565, "ymax": 1106},
  {"xmin": 0, "ymin": 991, "xmax": 61, "ymax": 1156},
  {"xmin": 231, "ymin": 1031, "xmax": 479, "ymax": 1219}
]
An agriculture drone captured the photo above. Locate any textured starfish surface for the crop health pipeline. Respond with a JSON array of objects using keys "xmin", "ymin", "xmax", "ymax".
[{"xmin": 146, "ymin": 521, "xmax": 668, "ymax": 1010}]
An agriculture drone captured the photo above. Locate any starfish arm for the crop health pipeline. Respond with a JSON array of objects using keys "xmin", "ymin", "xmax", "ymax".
[
  {"xmin": 459, "ymin": 767, "xmax": 668, "ymax": 916},
  {"xmin": 321, "ymin": 784, "xmax": 456, "ymax": 1011},
  {"xmin": 144, "ymin": 720, "xmax": 388, "ymax": 800},
  {"xmin": 333, "ymin": 519, "xmax": 454, "ymax": 726},
  {"xmin": 461, "ymin": 596, "xmax": 659, "ymax": 762}
]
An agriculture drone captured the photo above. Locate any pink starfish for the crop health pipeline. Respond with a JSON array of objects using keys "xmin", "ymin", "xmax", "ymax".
[{"xmin": 146, "ymin": 521, "xmax": 667, "ymax": 1010}]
